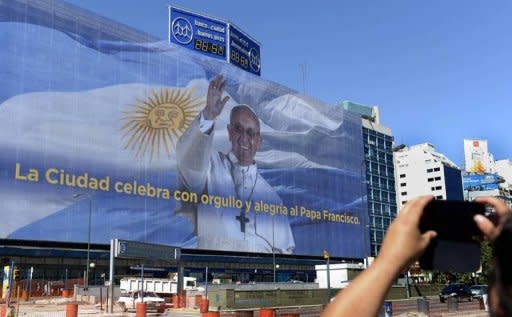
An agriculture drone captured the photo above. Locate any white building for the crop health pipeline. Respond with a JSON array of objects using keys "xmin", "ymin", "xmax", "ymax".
[
  {"xmin": 315, "ymin": 263, "xmax": 365, "ymax": 289},
  {"xmin": 394, "ymin": 143, "xmax": 464, "ymax": 210},
  {"xmin": 464, "ymin": 139, "xmax": 495, "ymax": 173},
  {"xmin": 495, "ymin": 159, "xmax": 512, "ymax": 191},
  {"xmin": 462, "ymin": 140, "xmax": 511, "ymax": 207}
]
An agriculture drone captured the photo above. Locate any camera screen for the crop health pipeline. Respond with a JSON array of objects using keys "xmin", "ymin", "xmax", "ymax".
[{"xmin": 418, "ymin": 200, "xmax": 485, "ymax": 272}]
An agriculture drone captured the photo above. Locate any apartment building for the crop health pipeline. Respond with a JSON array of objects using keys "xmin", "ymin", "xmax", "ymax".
[
  {"xmin": 340, "ymin": 101, "xmax": 397, "ymax": 256},
  {"xmin": 394, "ymin": 143, "xmax": 463, "ymax": 210}
]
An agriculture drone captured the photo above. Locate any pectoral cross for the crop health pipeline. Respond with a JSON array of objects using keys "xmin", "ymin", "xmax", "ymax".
[{"xmin": 236, "ymin": 209, "xmax": 250, "ymax": 233}]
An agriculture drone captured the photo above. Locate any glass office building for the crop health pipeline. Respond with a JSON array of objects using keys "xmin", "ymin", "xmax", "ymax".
[{"xmin": 340, "ymin": 101, "xmax": 397, "ymax": 257}]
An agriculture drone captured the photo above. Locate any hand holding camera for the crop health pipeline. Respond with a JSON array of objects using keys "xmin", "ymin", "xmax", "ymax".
[{"xmin": 418, "ymin": 198, "xmax": 510, "ymax": 272}]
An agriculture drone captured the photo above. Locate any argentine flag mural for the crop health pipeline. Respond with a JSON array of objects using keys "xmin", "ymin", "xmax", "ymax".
[{"xmin": 0, "ymin": 0, "xmax": 367, "ymax": 257}]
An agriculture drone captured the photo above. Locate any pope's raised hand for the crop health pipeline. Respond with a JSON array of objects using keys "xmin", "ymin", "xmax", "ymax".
[{"xmin": 203, "ymin": 75, "xmax": 230, "ymax": 120}]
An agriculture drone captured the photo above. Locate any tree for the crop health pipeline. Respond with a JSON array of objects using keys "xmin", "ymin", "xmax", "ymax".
[{"xmin": 478, "ymin": 241, "xmax": 493, "ymax": 284}]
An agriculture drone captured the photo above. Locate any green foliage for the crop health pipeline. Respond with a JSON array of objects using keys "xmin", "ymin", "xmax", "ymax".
[{"xmin": 478, "ymin": 241, "xmax": 493, "ymax": 284}]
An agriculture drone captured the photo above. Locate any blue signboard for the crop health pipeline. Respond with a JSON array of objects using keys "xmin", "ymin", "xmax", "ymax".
[
  {"xmin": 168, "ymin": 6, "xmax": 262, "ymax": 76},
  {"xmin": 463, "ymin": 173, "xmax": 502, "ymax": 191},
  {"xmin": 229, "ymin": 24, "xmax": 261, "ymax": 76},
  {"xmin": 169, "ymin": 6, "xmax": 227, "ymax": 61}
]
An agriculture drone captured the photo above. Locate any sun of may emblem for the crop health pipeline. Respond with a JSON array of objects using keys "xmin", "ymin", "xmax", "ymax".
[{"xmin": 121, "ymin": 88, "xmax": 202, "ymax": 160}]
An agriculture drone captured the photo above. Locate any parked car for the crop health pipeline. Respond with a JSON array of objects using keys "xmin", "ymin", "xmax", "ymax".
[
  {"xmin": 288, "ymin": 279, "xmax": 304, "ymax": 284},
  {"xmin": 117, "ymin": 291, "xmax": 165, "ymax": 312},
  {"xmin": 439, "ymin": 283, "xmax": 472, "ymax": 303},
  {"xmin": 470, "ymin": 284, "xmax": 488, "ymax": 298}
]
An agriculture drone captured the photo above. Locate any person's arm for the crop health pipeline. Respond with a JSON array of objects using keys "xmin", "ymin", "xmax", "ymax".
[
  {"xmin": 176, "ymin": 75, "xmax": 230, "ymax": 192},
  {"xmin": 321, "ymin": 196, "xmax": 437, "ymax": 317}
]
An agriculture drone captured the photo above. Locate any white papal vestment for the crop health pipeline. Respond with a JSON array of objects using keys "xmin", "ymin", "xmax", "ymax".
[{"xmin": 176, "ymin": 115, "xmax": 295, "ymax": 253}]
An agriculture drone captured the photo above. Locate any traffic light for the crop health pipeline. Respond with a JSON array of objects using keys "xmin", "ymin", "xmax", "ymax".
[{"xmin": 13, "ymin": 268, "xmax": 21, "ymax": 281}]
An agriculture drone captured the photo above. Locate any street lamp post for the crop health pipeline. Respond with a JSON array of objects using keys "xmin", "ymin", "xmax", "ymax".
[
  {"xmin": 73, "ymin": 193, "xmax": 92, "ymax": 291},
  {"xmin": 90, "ymin": 262, "xmax": 96, "ymax": 286},
  {"xmin": 272, "ymin": 215, "xmax": 276, "ymax": 283},
  {"xmin": 323, "ymin": 250, "xmax": 331, "ymax": 303},
  {"xmin": 405, "ymin": 270, "xmax": 411, "ymax": 298}
]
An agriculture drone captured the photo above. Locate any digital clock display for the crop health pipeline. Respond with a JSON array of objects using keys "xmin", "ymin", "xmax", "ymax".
[
  {"xmin": 230, "ymin": 50, "xmax": 249, "ymax": 69},
  {"xmin": 194, "ymin": 39, "xmax": 225, "ymax": 57},
  {"xmin": 228, "ymin": 24, "xmax": 261, "ymax": 76},
  {"xmin": 169, "ymin": 7, "xmax": 260, "ymax": 75}
]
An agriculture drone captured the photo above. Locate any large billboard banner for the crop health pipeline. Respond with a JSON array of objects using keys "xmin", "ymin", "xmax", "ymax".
[
  {"xmin": 463, "ymin": 139, "xmax": 493, "ymax": 174},
  {"xmin": 0, "ymin": 1, "xmax": 366, "ymax": 258}
]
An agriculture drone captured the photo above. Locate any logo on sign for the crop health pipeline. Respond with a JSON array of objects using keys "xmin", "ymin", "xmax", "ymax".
[
  {"xmin": 172, "ymin": 17, "xmax": 193, "ymax": 45},
  {"xmin": 249, "ymin": 48, "xmax": 260, "ymax": 73}
]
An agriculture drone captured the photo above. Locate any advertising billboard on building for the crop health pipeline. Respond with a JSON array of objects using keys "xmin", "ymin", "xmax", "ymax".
[
  {"xmin": 0, "ymin": 0, "xmax": 366, "ymax": 258},
  {"xmin": 463, "ymin": 173, "xmax": 502, "ymax": 191},
  {"xmin": 464, "ymin": 139, "xmax": 494, "ymax": 173}
]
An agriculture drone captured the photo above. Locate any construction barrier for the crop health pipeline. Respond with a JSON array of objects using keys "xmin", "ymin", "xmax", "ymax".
[
  {"xmin": 136, "ymin": 302, "xmax": 147, "ymax": 317},
  {"xmin": 178, "ymin": 291, "xmax": 186, "ymax": 308},
  {"xmin": 172, "ymin": 294, "xmax": 179, "ymax": 308},
  {"xmin": 260, "ymin": 308, "xmax": 276, "ymax": 317},
  {"xmin": 202, "ymin": 312, "xmax": 220, "ymax": 317},
  {"xmin": 21, "ymin": 290, "xmax": 29, "ymax": 301},
  {"xmin": 158, "ymin": 303, "xmax": 166, "ymax": 313},
  {"xmin": 200, "ymin": 298, "xmax": 209, "ymax": 313},
  {"xmin": 65, "ymin": 303, "xmax": 78, "ymax": 317},
  {"xmin": 194, "ymin": 294, "xmax": 203, "ymax": 309}
]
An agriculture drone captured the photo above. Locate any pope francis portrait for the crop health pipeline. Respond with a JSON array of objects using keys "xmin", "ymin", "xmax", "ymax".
[{"xmin": 176, "ymin": 75, "xmax": 295, "ymax": 254}]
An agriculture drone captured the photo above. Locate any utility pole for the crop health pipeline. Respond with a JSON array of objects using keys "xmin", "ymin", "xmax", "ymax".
[
  {"xmin": 323, "ymin": 250, "xmax": 331, "ymax": 303},
  {"xmin": 272, "ymin": 215, "xmax": 276, "ymax": 283}
]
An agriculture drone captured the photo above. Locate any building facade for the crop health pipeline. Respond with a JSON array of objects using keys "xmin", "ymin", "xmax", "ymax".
[
  {"xmin": 463, "ymin": 146, "xmax": 512, "ymax": 209},
  {"xmin": 495, "ymin": 159, "xmax": 512, "ymax": 193},
  {"xmin": 340, "ymin": 101, "xmax": 397, "ymax": 257},
  {"xmin": 0, "ymin": 0, "xmax": 371, "ymax": 288},
  {"xmin": 462, "ymin": 140, "xmax": 511, "ymax": 207},
  {"xmin": 394, "ymin": 143, "xmax": 464, "ymax": 209}
]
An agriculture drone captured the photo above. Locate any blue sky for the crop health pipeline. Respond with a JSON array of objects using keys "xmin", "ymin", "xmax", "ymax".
[{"xmin": 65, "ymin": 0, "xmax": 510, "ymax": 167}]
